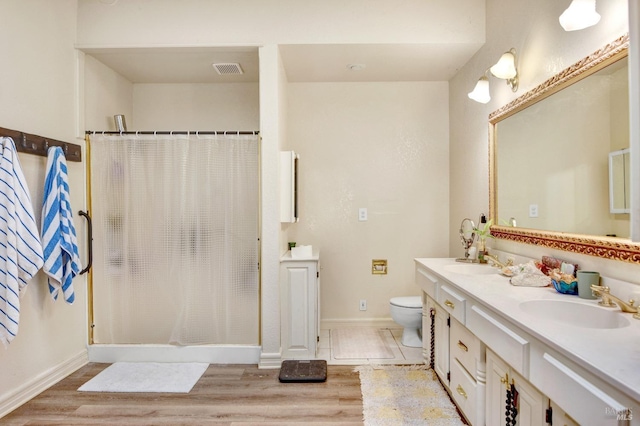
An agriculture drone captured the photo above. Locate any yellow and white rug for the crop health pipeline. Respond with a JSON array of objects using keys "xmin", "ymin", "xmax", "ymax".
[{"xmin": 356, "ymin": 364, "xmax": 465, "ymax": 425}]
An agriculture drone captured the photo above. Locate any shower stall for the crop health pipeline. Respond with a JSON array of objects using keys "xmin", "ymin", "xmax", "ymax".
[{"xmin": 86, "ymin": 132, "xmax": 260, "ymax": 363}]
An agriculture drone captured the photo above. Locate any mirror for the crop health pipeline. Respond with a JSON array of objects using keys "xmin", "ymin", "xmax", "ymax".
[{"xmin": 490, "ymin": 34, "xmax": 640, "ymax": 264}]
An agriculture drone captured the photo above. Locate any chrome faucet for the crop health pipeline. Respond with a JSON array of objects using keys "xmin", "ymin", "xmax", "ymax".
[{"xmin": 590, "ymin": 285, "xmax": 638, "ymax": 313}]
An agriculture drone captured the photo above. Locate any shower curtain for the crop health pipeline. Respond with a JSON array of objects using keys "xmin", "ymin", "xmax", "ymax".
[{"xmin": 89, "ymin": 133, "xmax": 259, "ymax": 345}]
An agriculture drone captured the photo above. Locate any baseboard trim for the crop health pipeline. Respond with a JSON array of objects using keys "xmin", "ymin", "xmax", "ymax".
[
  {"xmin": 0, "ymin": 350, "xmax": 88, "ymax": 419},
  {"xmin": 258, "ymin": 351, "xmax": 283, "ymax": 369},
  {"xmin": 321, "ymin": 318, "xmax": 397, "ymax": 330}
]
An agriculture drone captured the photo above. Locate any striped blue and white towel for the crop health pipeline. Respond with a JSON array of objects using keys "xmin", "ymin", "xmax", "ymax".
[
  {"xmin": 41, "ymin": 146, "xmax": 80, "ymax": 304},
  {"xmin": 0, "ymin": 137, "xmax": 44, "ymax": 347}
]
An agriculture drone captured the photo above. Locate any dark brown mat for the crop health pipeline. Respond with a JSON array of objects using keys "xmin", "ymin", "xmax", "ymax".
[{"xmin": 278, "ymin": 360, "xmax": 327, "ymax": 383}]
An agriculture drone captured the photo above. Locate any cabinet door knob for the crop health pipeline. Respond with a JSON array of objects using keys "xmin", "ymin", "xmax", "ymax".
[
  {"xmin": 444, "ymin": 300, "xmax": 455, "ymax": 309},
  {"xmin": 457, "ymin": 340, "xmax": 468, "ymax": 352},
  {"xmin": 456, "ymin": 384, "xmax": 467, "ymax": 399},
  {"xmin": 500, "ymin": 374, "xmax": 511, "ymax": 390}
]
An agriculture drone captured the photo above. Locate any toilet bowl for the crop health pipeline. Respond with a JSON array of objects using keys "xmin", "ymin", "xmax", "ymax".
[{"xmin": 389, "ymin": 296, "xmax": 423, "ymax": 348}]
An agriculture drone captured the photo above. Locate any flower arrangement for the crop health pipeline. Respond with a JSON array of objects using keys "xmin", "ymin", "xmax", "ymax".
[{"xmin": 474, "ymin": 219, "xmax": 494, "ymax": 262}]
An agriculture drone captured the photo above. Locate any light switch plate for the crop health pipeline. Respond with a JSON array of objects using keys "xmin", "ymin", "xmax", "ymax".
[{"xmin": 359, "ymin": 208, "xmax": 368, "ymax": 221}]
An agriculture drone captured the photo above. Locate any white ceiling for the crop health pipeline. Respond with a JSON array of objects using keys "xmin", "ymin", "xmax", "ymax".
[{"xmin": 82, "ymin": 42, "xmax": 482, "ymax": 84}]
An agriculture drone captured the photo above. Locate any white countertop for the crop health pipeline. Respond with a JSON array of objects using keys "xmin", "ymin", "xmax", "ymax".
[
  {"xmin": 280, "ymin": 250, "xmax": 320, "ymax": 261},
  {"xmin": 415, "ymin": 257, "xmax": 640, "ymax": 403}
]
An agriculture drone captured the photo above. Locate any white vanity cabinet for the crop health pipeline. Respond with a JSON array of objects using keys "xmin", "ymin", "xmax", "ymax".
[
  {"xmin": 280, "ymin": 252, "xmax": 320, "ymax": 359},
  {"xmin": 416, "ymin": 258, "xmax": 640, "ymax": 426},
  {"xmin": 486, "ymin": 349, "xmax": 547, "ymax": 426},
  {"xmin": 432, "ymin": 296, "xmax": 450, "ymax": 384},
  {"xmin": 416, "ymin": 264, "xmax": 485, "ymax": 425},
  {"xmin": 422, "ymin": 293, "xmax": 436, "ymax": 367},
  {"xmin": 449, "ymin": 317, "xmax": 485, "ymax": 426}
]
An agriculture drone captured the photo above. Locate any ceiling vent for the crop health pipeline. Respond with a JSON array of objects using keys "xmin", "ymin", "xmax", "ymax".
[{"xmin": 213, "ymin": 63, "xmax": 244, "ymax": 75}]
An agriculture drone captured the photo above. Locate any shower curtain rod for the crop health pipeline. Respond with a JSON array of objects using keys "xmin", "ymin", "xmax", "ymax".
[{"xmin": 86, "ymin": 130, "xmax": 259, "ymax": 135}]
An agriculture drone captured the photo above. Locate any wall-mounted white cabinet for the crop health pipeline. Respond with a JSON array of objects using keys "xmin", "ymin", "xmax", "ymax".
[
  {"xmin": 280, "ymin": 151, "xmax": 299, "ymax": 223},
  {"xmin": 280, "ymin": 251, "xmax": 320, "ymax": 359}
]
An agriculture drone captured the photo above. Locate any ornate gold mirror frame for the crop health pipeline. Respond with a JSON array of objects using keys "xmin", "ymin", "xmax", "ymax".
[{"xmin": 489, "ymin": 34, "xmax": 640, "ymax": 264}]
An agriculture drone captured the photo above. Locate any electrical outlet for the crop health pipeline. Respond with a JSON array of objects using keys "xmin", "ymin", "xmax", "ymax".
[
  {"xmin": 529, "ymin": 204, "xmax": 539, "ymax": 218},
  {"xmin": 359, "ymin": 299, "xmax": 367, "ymax": 311},
  {"xmin": 359, "ymin": 208, "xmax": 368, "ymax": 221}
]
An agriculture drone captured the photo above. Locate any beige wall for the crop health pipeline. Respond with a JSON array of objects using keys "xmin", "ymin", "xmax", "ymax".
[
  {"xmin": 133, "ymin": 83, "xmax": 259, "ymax": 130},
  {"xmin": 0, "ymin": 0, "xmax": 88, "ymax": 417},
  {"xmin": 83, "ymin": 55, "xmax": 134, "ymax": 132},
  {"xmin": 287, "ymin": 82, "xmax": 450, "ymax": 323},
  {"xmin": 448, "ymin": 0, "xmax": 639, "ymax": 281},
  {"xmin": 77, "ymin": 0, "xmax": 484, "ymax": 46},
  {"xmin": 259, "ymin": 45, "xmax": 288, "ymax": 366}
]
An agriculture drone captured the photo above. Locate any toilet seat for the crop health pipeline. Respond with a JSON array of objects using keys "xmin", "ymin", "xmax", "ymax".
[{"xmin": 390, "ymin": 296, "xmax": 422, "ymax": 309}]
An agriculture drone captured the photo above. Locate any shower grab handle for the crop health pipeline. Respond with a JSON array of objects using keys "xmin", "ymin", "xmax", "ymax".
[{"xmin": 78, "ymin": 210, "xmax": 92, "ymax": 275}]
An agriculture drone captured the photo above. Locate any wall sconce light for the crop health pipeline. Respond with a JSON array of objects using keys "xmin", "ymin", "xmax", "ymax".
[
  {"xmin": 468, "ymin": 74, "xmax": 491, "ymax": 104},
  {"xmin": 468, "ymin": 48, "xmax": 519, "ymax": 103},
  {"xmin": 559, "ymin": 0, "xmax": 601, "ymax": 31},
  {"xmin": 490, "ymin": 49, "xmax": 518, "ymax": 91}
]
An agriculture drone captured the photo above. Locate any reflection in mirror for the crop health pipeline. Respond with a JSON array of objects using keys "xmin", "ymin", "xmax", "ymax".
[
  {"xmin": 489, "ymin": 34, "xmax": 640, "ymax": 264},
  {"xmin": 496, "ymin": 56, "xmax": 628, "ymax": 237},
  {"xmin": 609, "ymin": 148, "xmax": 630, "ymax": 214}
]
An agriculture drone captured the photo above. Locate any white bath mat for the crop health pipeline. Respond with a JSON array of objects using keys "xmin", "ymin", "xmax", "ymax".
[
  {"xmin": 331, "ymin": 328, "xmax": 395, "ymax": 359},
  {"xmin": 78, "ymin": 362, "xmax": 208, "ymax": 393}
]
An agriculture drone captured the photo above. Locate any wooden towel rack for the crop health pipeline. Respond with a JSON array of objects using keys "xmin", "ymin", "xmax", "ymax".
[{"xmin": 0, "ymin": 126, "xmax": 82, "ymax": 162}]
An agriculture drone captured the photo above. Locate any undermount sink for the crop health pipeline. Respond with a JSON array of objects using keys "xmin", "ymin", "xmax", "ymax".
[
  {"xmin": 519, "ymin": 299, "xmax": 631, "ymax": 329},
  {"xmin": 444, "ymin": 263, "xmax": 498, "ymax": 275}
]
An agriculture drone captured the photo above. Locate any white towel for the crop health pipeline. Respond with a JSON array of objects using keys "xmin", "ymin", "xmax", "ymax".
[
  {"xmin": 0, "ymin": 137, "xmax": 44, "ymax": 347},
  {"xmin": 41, "ymin": 146, "xmax": 80, "ymax": 304}
]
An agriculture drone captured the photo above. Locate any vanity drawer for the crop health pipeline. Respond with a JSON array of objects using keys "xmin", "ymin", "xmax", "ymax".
[
  {"xmin": 415, "ymin": 266, "xmax": 438, "ymax": 299},
  {"xmin": 467, "ymin": 303, "xmax": 529, "ymax": 377},
  {"xmin": 450, "ymin": 317, "xmax": 482, "ymax": 378},
  {"xmin": 438, "ymin": 284, "xmax": 466, "ymax": 324},
  {"xmin": 450, "ymin": 357, "xmax": 478, "ymax": 426}
]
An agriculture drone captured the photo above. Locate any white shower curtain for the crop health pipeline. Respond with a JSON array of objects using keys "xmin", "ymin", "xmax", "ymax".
[{"xmin": 89, "ymin": 133, "xmax": 259, "ymax": 345}]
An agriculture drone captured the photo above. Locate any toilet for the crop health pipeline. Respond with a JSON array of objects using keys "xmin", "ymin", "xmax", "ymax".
[{"xmin": 389, "ymin": 296, "xmax": 423, "ymax": 348}]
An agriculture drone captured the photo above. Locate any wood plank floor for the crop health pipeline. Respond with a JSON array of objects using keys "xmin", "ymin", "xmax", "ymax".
[{"xmin": 2, "ymin": 363, "xmax": 364, "ymax": 425}]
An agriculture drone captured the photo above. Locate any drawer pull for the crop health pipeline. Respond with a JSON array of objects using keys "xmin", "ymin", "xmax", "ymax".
[
  {"xmin": 457, "ymin": 340, "xmax": 468, "ymax": 352},
  {"xmin": 456, "ymin": 384, "xmax": 467, "ymax": 399},
  {"xmin": 444, "ymin": 300, "xmax": 455, "ymax": 309}
]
